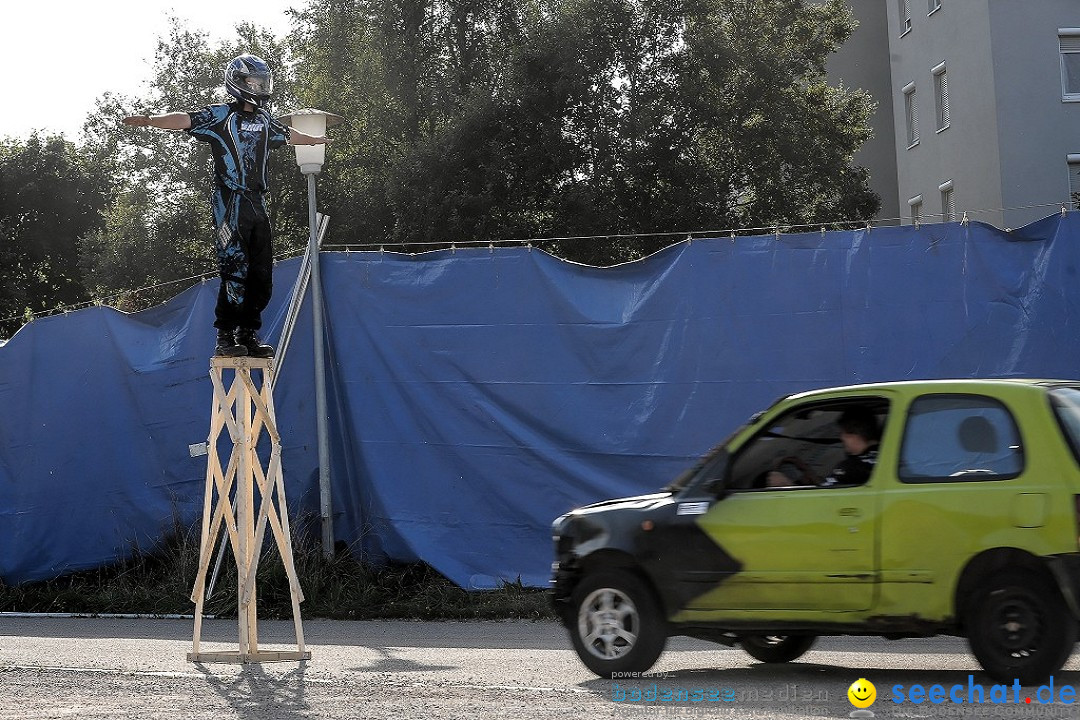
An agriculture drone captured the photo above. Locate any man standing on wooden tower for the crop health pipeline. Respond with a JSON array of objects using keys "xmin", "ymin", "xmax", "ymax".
[{"xmin": 122, "ymin": 54, "xmax": 331, "ymax": 358}]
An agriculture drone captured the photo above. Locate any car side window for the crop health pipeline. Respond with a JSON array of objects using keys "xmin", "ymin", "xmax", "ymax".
[
  {"xmin": 725, "ymin": 399, "xmax": 888, "ymax": 491},
  {"xmin": 898, "ymin": 394, "xmax": 1023, "ymax": 483}
]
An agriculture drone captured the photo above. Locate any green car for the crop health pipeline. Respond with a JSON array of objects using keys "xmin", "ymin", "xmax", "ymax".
[{"xmin": 551, "ymin": 379, "xmax": 1080, "ymax": 685}]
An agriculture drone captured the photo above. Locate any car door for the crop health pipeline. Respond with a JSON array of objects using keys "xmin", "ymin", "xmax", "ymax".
[
  {"xmin": 692, "ymin": 484, "xmax": 876, "ymax": 611},
  {"xmin": 689, "ymin": 398, "xmax": 886, "ymax": 613}
]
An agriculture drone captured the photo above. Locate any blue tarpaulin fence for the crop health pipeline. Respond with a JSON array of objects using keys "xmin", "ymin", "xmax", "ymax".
[{"xmin": 2, "ymin": 214, "xmax": 1079, "ymax": 587}]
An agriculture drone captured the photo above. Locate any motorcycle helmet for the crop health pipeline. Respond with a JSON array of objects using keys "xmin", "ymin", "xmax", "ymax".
[{"xmin": 225, "ymin": 54, "xmax": 273, "ymax": 107}]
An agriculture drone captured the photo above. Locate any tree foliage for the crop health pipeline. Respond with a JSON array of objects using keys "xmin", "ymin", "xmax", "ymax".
[
  {"xmin": 0, "ymin": 135, "xmax": 106, "ymax": 337},
  {"xmin": 293, "ymin": 0, "xmax": 878, "ymax": 264},
  {"xmin": 0, "ymin": 0, "xmax": 880, "ymax": 336}
]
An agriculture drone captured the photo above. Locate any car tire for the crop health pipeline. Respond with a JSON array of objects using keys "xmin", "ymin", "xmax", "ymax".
[
  {"xmin": 569, "ymin": 569, "xmax": 668, "ymax": 677},
  {"xmin": 740, "ymin": 634, "xmax": 817, "ymax": 663},
  {"xmin": 966, "ymin": 568, "xmax": 1078, "ymax": 685}
]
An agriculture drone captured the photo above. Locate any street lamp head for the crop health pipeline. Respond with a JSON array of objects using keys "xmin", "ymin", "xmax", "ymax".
[{"xmin": 277, "ymin": 108, "xmax": 344, "ymax": 175}]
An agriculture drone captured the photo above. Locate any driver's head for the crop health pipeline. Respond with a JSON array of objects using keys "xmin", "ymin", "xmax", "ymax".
[{"xmin": 838, "ymin": 407, "xmax": 880, "ymax": 453}]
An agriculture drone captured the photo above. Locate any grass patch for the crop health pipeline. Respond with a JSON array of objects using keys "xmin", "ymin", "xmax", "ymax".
[{"xmin": 0, "ymin": 522, "xmax": 555, "ymax": 621}]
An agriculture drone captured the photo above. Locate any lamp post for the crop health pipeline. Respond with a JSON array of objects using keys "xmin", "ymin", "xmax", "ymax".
[{"xmin": 278, "ymin": 108, "xmax": 343, "ymax": 559}]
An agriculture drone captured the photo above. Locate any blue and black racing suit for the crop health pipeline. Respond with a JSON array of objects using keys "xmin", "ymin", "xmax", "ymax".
[{"xmin": 186, "ymin": 102, "xmax": 290, "ymax": 332}]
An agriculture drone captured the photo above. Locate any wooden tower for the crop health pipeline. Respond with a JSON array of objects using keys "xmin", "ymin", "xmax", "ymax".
[{"xmin": 188, "ymin": 356, "xmax": 310, "ymax": 663}]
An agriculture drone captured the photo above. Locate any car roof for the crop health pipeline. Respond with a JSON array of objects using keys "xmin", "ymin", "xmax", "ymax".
[{"xmin": 785, "ymin": 378, "xmax": 1080, "ymax": 402}]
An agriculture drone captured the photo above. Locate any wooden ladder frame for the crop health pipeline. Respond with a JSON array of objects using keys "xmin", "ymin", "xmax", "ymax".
[{"xmin": 188, "ymin": 356, "xmax": 311, "ymax": 663}]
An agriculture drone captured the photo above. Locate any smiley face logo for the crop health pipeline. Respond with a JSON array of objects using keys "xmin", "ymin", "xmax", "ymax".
[{"xmin": 848, "ymin": 678, "xmax": 876, "ymax": 708}]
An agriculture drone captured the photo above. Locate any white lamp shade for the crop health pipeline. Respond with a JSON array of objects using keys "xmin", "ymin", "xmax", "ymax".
[{"xmin": 277, "ymin": 108, "xmax": 344, "ymax": 174}]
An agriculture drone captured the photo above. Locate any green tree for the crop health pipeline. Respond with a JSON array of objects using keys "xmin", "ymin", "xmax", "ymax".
[
  {"xmin": 0, "ymin": 135, "xmax": 106, "ymax": 338},
  {"xmin": 292, "ymin": 0, "xmax": 878, "ymax": 265},
  {"xmin": 77, "ymin": 187, "xmax": 212, "ymax": 312}
]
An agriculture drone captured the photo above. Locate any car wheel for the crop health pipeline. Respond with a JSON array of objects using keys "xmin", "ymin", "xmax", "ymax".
[
  {"xmin": 569, "ymin": 569, "xmax": 668, "ymax": 677},
  {"xmin": 967, "ymin": 569, "xmax": 1078, "ymax": 685},
  {"xmin": 740, "ymin": 634, "xmax": 817, "ymax": 663}
]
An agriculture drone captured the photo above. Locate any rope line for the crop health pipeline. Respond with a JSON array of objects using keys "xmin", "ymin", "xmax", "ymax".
[{"xmin": 2, "ymin": 200, "xmax": 1073, "ymax": 328}]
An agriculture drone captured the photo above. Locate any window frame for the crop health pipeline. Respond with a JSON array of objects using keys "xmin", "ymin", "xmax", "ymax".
[
  {"xmin": 928, "ymin": 0, "xmax": 941, "ymax": 16},
  {"xmin": 932, "ymin": 62, "xmax": 950, "ymax": 132},
  {"xmin": 939, "ymin": 180, "xmax": 955, "ymax": 222},
  {"xmin": 903, "ymin": 82, "xmax": 919, "ymax": 148},
  {"xmin": 1068, "ymin": 154, "xmax": 1080, "ymax": 209},
  {"xmin": 899, "ymin": 0, "xmax": 912, "ymax": 35},
  {"xmin": 908, "ymin": 195, "xmax": 923, "ymax": 227},
  {"xmin": 1060, "ymin": 29, "xmax": 1080, "ymax": 102},
  {"xmin": 897, "ymin": 393, "xmax": 1025, "ymax": 484}
]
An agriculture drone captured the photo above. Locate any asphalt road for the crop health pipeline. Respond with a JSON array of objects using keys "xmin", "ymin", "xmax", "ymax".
[{"xmin": 3, "ymin": 616, "xmax": 1080, "ymax": 719}]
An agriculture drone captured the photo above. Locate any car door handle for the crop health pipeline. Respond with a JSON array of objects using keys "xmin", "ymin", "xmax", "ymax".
[{"xmin": 838, "ymin": 507, "xmax": 861, "ymax": 517}]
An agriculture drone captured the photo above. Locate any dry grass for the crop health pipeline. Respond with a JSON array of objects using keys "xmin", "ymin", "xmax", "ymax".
[{"xmin": 0, "ymin": 521, "xmax": 554, "ymax": 621}]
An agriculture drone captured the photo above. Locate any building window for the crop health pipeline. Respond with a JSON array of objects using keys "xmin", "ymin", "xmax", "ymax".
[
  {"xmin": 928, "ymin": 0, "xmax": 941, "ymax": 15},
  {"xmin": 899, "ymin": 0, "xmax": 912, "ymax": 34},
  {"xmin": 1061, "ymin": 30, "xmax": 1080, "ymax": 100},
  {"xmin": 909, "ymin": 195, "xmax": 923, "ymax": 227},
  {"xmin": 933, "ymin": 63, "xmax": 950, "ymax": 131},
  {"xmin": 939, "ymin": 180, "xmax": 955, "ymax": 222},
  {"xmin": 1068, "ymin": 155, "xmax": 1080, "ymax": 209},
  {"xmin": 903, "ymin": 83, "xmax": 919, "ymax": 147}
]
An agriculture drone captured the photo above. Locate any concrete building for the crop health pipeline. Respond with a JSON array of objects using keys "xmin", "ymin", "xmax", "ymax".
[
  {"xmin": 829, "ymin": 0, "xmax": 1080, "ymax": 229},
  {"xmin": 827, "ymin": 0, "xmax": 901, "ymax": 223}
]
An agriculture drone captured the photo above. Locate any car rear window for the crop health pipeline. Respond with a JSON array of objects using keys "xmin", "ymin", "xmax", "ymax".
[
  {"xmin": 899, "ymin": 394, "xmax": 1023, "ymax": 482},
  {"xmin": 1050, "ymin": 387, "xmax": 1080, "ymax": 466}
]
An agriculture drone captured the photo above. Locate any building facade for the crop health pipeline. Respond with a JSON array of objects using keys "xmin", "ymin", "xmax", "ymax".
[
  {"xmin": 827, "ymin": 0, "xmax": 901, "ymax": 222},
  {"xmin": 830, "ymin": 0, "xmax": 1080, "ymax": 229}
]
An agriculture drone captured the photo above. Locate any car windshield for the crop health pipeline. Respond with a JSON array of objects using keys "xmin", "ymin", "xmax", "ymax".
[
  {"xmin": 664, "ymin": 400, "xmax": 785, "ymax": 493},
  {"xmin": 664, "ymin": 442, "xmax": 728, "ymax": 493}
]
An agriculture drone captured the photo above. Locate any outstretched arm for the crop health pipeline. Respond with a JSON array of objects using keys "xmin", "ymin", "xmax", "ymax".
[
  {"xmin": 288, "ymin": 128, "xmax": 333, "ymax": 146},
  {"xmin": 122, "ymin": 113, "xmax": 192, "ymax": 130}
]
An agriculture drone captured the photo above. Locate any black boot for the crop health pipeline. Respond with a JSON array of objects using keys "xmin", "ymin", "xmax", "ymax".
[
  {"xmin": 215, "ymin": 329, "xmax": 248, "ymax": 357},
  {"xmin": 236, "ymin": 328, "xmax": 274, "ymax": 358}
]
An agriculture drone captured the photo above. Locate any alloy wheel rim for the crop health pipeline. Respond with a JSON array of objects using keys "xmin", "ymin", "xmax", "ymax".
[{"xmin": 578, "ymin": 587, "xmax": 640, "ymax": 660}]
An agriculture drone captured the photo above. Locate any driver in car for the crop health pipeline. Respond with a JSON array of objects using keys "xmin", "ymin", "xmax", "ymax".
[{"xmin": 766, "ymin": 407, "xmax": 880, "ymax": 488}]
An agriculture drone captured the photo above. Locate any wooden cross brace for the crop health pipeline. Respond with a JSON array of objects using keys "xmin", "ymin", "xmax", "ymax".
[{"xmin": 188, "ymin": 357, "xmax": 310, "ymax": 664}]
